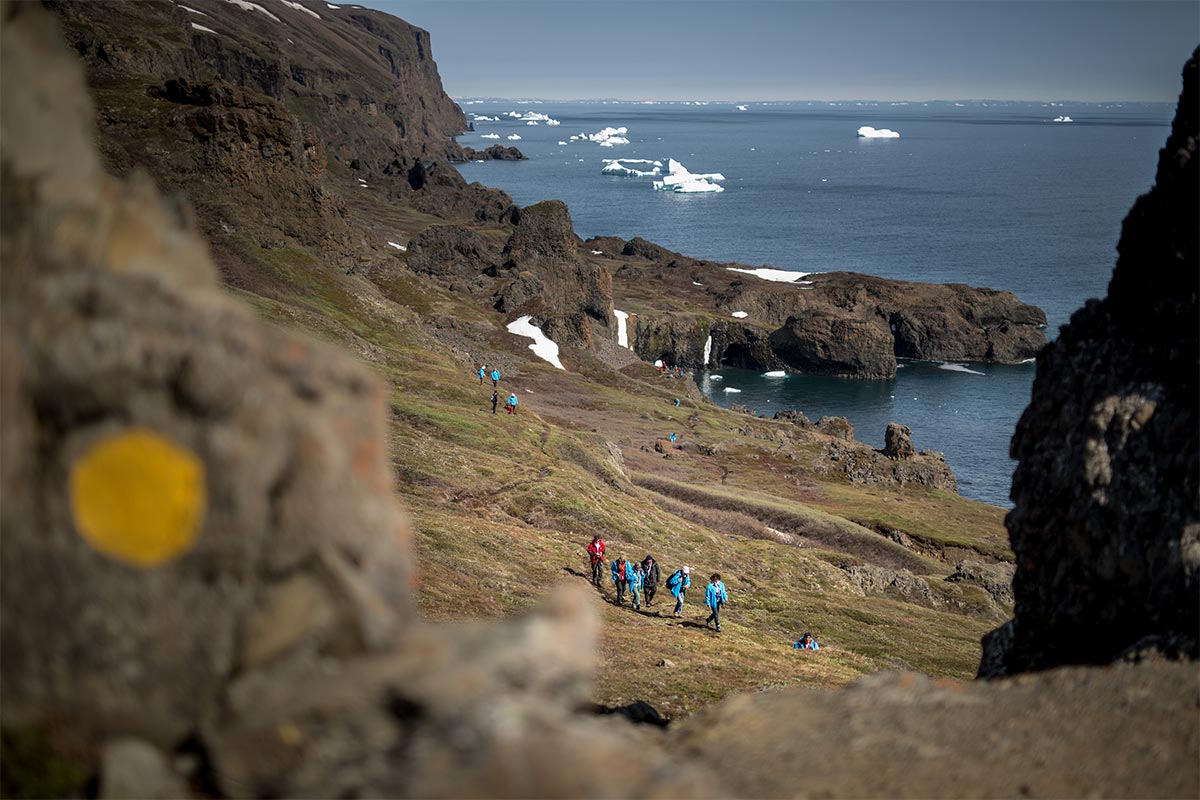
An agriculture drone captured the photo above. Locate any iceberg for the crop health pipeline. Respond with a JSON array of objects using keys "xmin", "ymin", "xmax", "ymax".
[
  {"xmin": 601, "ymin": 159, "xmax": 663, "ymax": 177},
  {"xmin": 1052, "ymin": 115, "xmax": 1074, "ymax": 123},
  {"xmin": 473, "ymin": 115, "xmax": 499, "ymax": 122},
  {"xmin": 731, "ymin": 311, "xmax": 748, "ymax": 319},
  {"xmin": 613, "ymin": 309, "xmax": 630, "ymax": 349},
  {"xmin": 857, "ymin": 126, "xmax": 901, "ymax": 139},
  {"xmin": 546, "ymin": 119, "xmax": 561, "ymax": 126},
  {"xmin": 736, "ymin": 104, "xmax": 748, "ymax": 111},
  {"xmin": 651, "ymin": 159, "xmax": 726, "ymax": 193},
  {"xmin": 703, "ymin": 334, "xmax": 712, "ymax": 366},
  {"xmin": 726, "ymin": 267, "xmax": 812, "ymax": 283},
  {"xmin": 763, "ymin": 370, "xmax": 787, "ymax": 377},
  {"xmin": 723, "ymin": 387, "xmax": 742, "ymax": 393},
  {"xmin": 587, "ymin": 126, "xmax": 630, "ymax": 146},
  {"xmin": 669, "ymin": 178, "xmax": 724, "ymax": 193},
  {"xmin": 526, "ymin": 121, "xmax": 539, "ymax": 126},
  {"xmin": 506, "ymin": 315, "xmax": 565, "ymax": 370},
  {"xmin": 710, "ymin": 374, "xmax": 723, "ymax": 381},
  {"xmin": 479, "ymin": 133, "xmax": 500, "ymax": 139},
  {"xmin": 507, "ymin": 134, "xmax": 522, "ymax": 141}
]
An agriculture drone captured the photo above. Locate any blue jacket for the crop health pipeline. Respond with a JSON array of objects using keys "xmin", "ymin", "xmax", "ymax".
[
  {"xmin": 667, "ymin": 569, "xmax": 690, "ymax": 598},
  {"xmin": 794, "ymin": 639, "xmax": 819, "ymax": 650},
  {"xmin": 629, "ymin": 568, "xmax": 644, "ymax": 592},
  {"xmin": 491, "ymin": 370, "xmax": 501, "ymax": 382},
  {"xmin": 478, "ymin": 368, "xmax": 485, "ymax": 378},
  {"xmin": 611, "ymin": 560, "xmax": 630, "ymax": 583},
  {"xmin": 508, "ymin": 394, "xmax": 518, "ymax": 406},
  {"xmin": 705, "ymin": 580, "xmax": 728, "ymax": 609}
]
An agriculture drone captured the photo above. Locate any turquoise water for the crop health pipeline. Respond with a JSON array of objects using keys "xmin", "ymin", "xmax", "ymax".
[{"xmin": 455, "ymin": 100, "xmax": 1171, "ymax": 505}]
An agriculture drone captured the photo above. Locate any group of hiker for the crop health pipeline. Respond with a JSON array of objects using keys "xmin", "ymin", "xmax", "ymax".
[
  {"xmin": 657, "ymin": 362, "xmax": 686, "ymax": 378},
  {"xmin": 477, "ymin": 364, "xmax": 519, "ymax": 415},
  {"xmin": 588, "ymin": 535, "xmax": 728, "ymax": 631}
]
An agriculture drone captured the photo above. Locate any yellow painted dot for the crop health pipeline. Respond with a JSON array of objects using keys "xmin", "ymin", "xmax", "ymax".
[{"xmin": 69, "ymin": 428, "xmax": 205, "ymax": 567}]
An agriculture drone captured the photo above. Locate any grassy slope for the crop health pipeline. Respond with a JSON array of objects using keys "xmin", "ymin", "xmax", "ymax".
[{"xmin": 226, "ymin": 174, "xmax": 1009, "ymax": 719}]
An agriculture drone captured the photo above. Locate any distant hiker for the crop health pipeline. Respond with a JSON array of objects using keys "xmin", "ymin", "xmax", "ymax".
[
  {"xmin": 677, "ymin": 367, "xmax": 683, "ymax": 378},
  {"xmin": 507, "ymin": 393, "xmax": 518, "ymax": 415},
  {"xmin": 670, "ymin": 432, "xmax": 677, "ymax": 445},
  {"xmin": 491, "ymin": 368, "xmax": 501, "ymax": 387},
  {"xmin": 611, "ymin": 556, "xmax": 630, "ymax": 605},
  {"xmin": 640, "ymin": 555, "xmax": 661, "ymax": 605},
  {"xmin": 658, "ymin": 363, "xmax": 665, "ymax": 374},
  {"xmin": 478, "ymin": 365, "xmax": 486, "ymax": 384},
  {"xmin": 674, "ymin": 398, "xmax": 681, "ymax": 407},
  {"xmin": 629, "ymin": 561, "xmax": 645, "ymax": 611},
  {"xmin": 705, "ymin": 573, "xmax": 728, "ymax": 632},
  {"xmin": 490, "ymin": 390, "xmax": 499, "ymax": 414},
  {"xmin": 666, "ymin": 565, "xmax": 690, "ymax": 617},
  {"xmin": 794, "ymin": 632, "xmax": 819, "ymax": 651},
  {"xmin": 588, "ymin": 534, "xmax": 607, "ymax": 586}
]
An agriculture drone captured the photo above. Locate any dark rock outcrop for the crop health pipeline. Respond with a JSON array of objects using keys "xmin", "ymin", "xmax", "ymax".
[
  {"xmin": 460, "ymin": 144, "xmax": 527, "ymax": 161},
  {"xmin": 980, "ymin": 49, "xmax": 1199, "ymax": 677},
  {"xmin": 883, "ymin": 423, "xmax": 916, "ymax": 460},
  {"xmin": 406, "ymin": 224, "xmax": 501, "ymax": 280},
  {"xmin": 814, "ymin": 416, "xmax": 855, "ymax": 440},
  {"xmin": 768, "ymin": 311, "xmax": 898, "ymax": 378}
]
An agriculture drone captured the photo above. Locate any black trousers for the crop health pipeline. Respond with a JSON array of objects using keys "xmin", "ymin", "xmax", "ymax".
[
  {"xmin": 591, "ymin": 560, "xmax": 603, "ymax": 585},
  {"xmin": 616, "ymin": 579, "xmax": 627, "ymax": 603},
  {"xmin": 645, "ymin": 583, "xmax": 657, "ymax": 604}
]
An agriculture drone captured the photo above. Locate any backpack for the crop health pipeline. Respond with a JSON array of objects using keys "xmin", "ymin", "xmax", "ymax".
[{"xmin": 666, "ymin": 569, "xmax": 682, "ymax": 590}]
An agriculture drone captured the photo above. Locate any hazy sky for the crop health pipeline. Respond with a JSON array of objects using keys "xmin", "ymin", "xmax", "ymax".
[{"xmin": 355, "ymin": 1, "xmax": 1198, "ymax": 101}]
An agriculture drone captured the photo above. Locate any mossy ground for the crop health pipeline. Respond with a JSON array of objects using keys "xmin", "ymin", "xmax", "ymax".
[{"xmin": 230, "ymin": 202, "xmax": 1009, "ymax": 720}]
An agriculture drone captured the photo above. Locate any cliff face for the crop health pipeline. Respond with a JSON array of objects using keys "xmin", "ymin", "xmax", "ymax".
[{"xmin": 979, "ymin": 49, "xmax": 1199, "ymax": 677}]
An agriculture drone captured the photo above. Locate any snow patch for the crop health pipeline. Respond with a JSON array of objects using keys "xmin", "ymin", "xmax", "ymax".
[
  {"xmin": 692, "ymin": 281, "xmax": 703, "ymax": 286},
  {"xmin": 613, "ymin": 309, "xmax": 630, "ymax": 349},
  {"xmin": 857, "ymin": 126, "xmax": 900, "ymax": 139},
  {"xmin": 224, "ymin": 0, "xmax": 281, "ymax": 21},
  {"xmin": 190, "ymin": 22, "xmax": 219, "ymax": 33},
  {"xmin": 763, "ymin": 370, "xmax": 787, "ymax": 377},
  {"xmin": 731, "ymin": 311, "xmax": 748, "ymax": 319},
  {"xmin": 507, "ymin": 134, "xmax": 522, "ymax": 141},
  {"xmin": 726, "ymin": 267, "xmax": 812, "ymax": 283},
  {"xmin": 703, "ymin": 334, "xmax": 712, "ymax": 366},
  {"xmin": 506, "ymin": 316, "xmax": 565, "ymax": 370},
  {"xmin": 387, "ymin": 241, "xmax": 407, "ymax": 251},
  {"xmin": 277, "ymin": 0, "xmax": 320, "ymax": 18},
  {"xmin": 938, "ymin": 362, "xmax": 986, "ymax": 376},
  {"xmin": 181, "ymin": 5, "xmax": 208, "ymax": 14}
]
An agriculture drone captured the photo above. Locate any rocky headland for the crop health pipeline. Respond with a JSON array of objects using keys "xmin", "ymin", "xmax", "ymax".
[{"xmin": 1, "ymin": 3, "xmax": 1195, "ymax": 797}]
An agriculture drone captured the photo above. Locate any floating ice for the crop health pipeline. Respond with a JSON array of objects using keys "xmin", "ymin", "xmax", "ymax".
[
  {"xmin": 479, "ymin": 133, "xmax": 501, "ymax": 139},
  {"xmin": 857, "ymin": 126, "xmax": 900, "ymax": 139},
  {"xmin": 938, "ymin": 363, "xmax": 986, "ymax": 376},
  {"xmin": 473, "ymin": 115, "xmax": 499, "ymax": 122},
  {"xmin": 703, "ymin": 335, "xmax": 712, "ymax": 366},
  {"xmin": 190, "ymin": 21, "xmax": 218, "ymax": 32},
  {"xmin": 726, "ymin": 267, "xmax": 812, "ymax": 283},
  {"xmin": 506, "ymin": 315, "xmax": 565, "ymax": 370},
  {"xmin": 763, "ymin": 370, "xmax": 787, "ymax": 377},
  {"xmin": 723, "ymin": 387, "xmax": 742, "ymax": 393},
  {"xmin": 1052, "ymin": 115, "xmax": 1074, "ymax": 123},
  {"xmin": 709, "ymin": 374, "xmax": 723, "ymax": 381},
  {"xmin": 587, "ymin": 126, "xmax": 630, "ymax": 146},
  {"xmin": 557, "ymin": 141, "xmax": 568, "ymax": 145},
  {"xmin": 225, "ymin": 0, "xmax": 281, "ymax": 21},
  {"xmin": 277, "ymin": 0, "xmax": 321, "ymax": 18},
  {"xmin": 736, "ymin": 104, "xmax": 748, "ymax": 111},
  {"xmin": 526, "ymin": 121, "xmax": 539, "ymax": 125},
  {"xmin": 601, "ymin": 159, "xmax": 663, "ymax": 177},
  {"xmin": 507, "ymin": 134, "xmax": 522, "ymax": 141},
  {"xmin": 546, "ymin": 119, "xmax": 560, "ymax": 126},
  {"xmin": 731, "ymin": 311, "xmax": 748, "ymax": 319},
  {"xmin": 387, "ymin": 241, "xmax": 407, "ymax": 251},
  {"xmin": 613, "ymin": 309, "xmax": 630, "ymax": 349},
  {"xmin": 652, "ymin": 159, "xmax": 726, "ymax": 193},
  {"xmin": 505, "ymin": 111, "xmax": 523, "ymax": 118}
]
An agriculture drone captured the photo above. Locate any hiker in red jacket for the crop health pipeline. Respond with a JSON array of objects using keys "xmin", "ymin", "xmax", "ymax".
[{"xmin": 587, "ymin": 534, "xmax": 607, "ymax": 586}]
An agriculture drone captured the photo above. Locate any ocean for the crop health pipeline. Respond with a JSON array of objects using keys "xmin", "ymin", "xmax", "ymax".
[{"xmin": 454, "ymin": 100, "xmax": 1172, "ymax": 506}]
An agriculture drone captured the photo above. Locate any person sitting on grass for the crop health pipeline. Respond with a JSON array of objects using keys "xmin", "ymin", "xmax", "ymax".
[
  {"xmin": 793, "ymin": 632, "xmax": 820, "ymax": 650},
  {"xmin": 705, "ymin": 572, "xmax": 728, "ymax": 632}
]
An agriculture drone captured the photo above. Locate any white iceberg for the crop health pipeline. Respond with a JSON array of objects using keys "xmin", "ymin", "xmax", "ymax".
[
  {"xmin": 587, "ymin": 126, "xmax": 630, "ymax": 146},
  {"xmin": 546, "ymin": 119, "xmax": 561, "ymax": 126},
  {"xmin": 507, "ymin": 134, "xmax": 522, "ymax": 141},
  {"xmin": 726, "ymin": 267, "xmax": 812, "ymax": 283},
  {"xmin": 479, "ymin": 133, "xmax": 501, "ymax": 140},
  {"xmin": 190, "ymin": 21, "xmax": 219, "ymax": 33},
  {"xmin": 731, "ymin": 311, "xmax": 748, "ymax": 319},
  {"xmin": 473, "ymin": 115, "xmax": 499, "ymax": 122},
  {"xmin": 601, "ymin": 159, "xmax": 663, "ymax": 177},
  {"xmin": 710, "ymin": 374, "xmax": 723, "ymax": 381},
  {"xmin": 857, "ymin": 126, "xmax": 900, "ymax": 139},
  {"xmin": 669, "ymin": 178, "xmax": 724, "ymax": 193},
  {"xmin": 526, "ymin": 121, "xmax": 539, "ymax": 126},
  {"xmin": 651, "ymin": 159, "xmax": 726, "ymax": 193},
  {"xmin": 723, "ymin": 387, "xmax": 742, "ymax": 393},
  {"xmin": 506, "ymin": 315, "xmax": 565, "ymax": 370},
  {"xmin": 938, "ymin": 362, "xmax": 986, "ymax": 376},
  {"xmin": 1052, "ymin": 115, "xmax": 1074, "ymax": 123},
  {"xmin": 277, "ymin": 0, "xmax": 321, "ymax": 19},
  {"xmin": 225, "ymin": 0, "xmax": 281, "ymax": 21},
  {"xmin": 613, "ymin": 309, "xmax": 631, "ymax": 349},
  {"xmin": 736, "ymin": 104, "xmax": 748, "ymax": 111},
  {"xmin": 557, "ymin": 140, "xmax": 568, "ymax": 145},
  {"xmin": 763, "ymin": 370, "xmax": 787, "ymax": 377}
]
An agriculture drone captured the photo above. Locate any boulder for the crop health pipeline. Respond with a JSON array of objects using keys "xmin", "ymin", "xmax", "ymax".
[
  {"xmin": 981, "ymin": 49, "xmax": 1199, "ymax": 677},
  {"xmin": 882, "ymin": 422, "xmax": 916, "ymax": 460},
  {"xmin": 814, "ymin": 416, "xmax": 855, "ymax": 440},
  {"xmin": 773, "ymin": 409, "xmax": 812, "ymax": 427}
]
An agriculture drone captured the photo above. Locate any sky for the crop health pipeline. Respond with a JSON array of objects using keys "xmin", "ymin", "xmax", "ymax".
[{"xmin": 355, "ymin": 1, "xmax": 1198, "ymax": 102}]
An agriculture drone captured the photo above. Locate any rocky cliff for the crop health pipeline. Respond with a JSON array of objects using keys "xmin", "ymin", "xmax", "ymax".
[{"xmin": 979, "ymin": 49, "xmax": 1200, "ymax": 677}]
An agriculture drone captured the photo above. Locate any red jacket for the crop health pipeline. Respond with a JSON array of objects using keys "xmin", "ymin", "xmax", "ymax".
[{"xmin": 588, "ymin": 539, "xmax": 606, "ymax": 564}]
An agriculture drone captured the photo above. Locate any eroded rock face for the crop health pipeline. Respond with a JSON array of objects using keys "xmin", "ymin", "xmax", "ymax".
[
  {"xmin": 768, "ymin": 311, "xmax": 898, "ymax": 378},
  {"xmin": 883, "ymin": 423, "xmax": 916, "ymax": 460},
  {"xmin": 981, "ymin": 49, "xmax": 1200, "ymax": 677}
]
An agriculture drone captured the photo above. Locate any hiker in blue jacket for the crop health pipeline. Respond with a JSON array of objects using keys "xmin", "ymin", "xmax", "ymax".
[
  {"xmin": 705, "ymin": 573, "xmax": 728, "ymax": 632},
  {"xmin": 491, "ymin": 368, "xmax": 501, "ymax": 387},
  {"xmin": 478, "ymin": 365, "xmax": 486, "ymax": 384},
  {"xmin": 629, "ymin": 561, "xmax": 645, "ymax": 611},
  {"xmin": 611, "ymin": 556, "xmax": 630, "ymax": 605},
  {"xmin": 666, "ymin": 566, "xmax": 690, "ymax": 617},
  {"xmin": 794, "ymin": 632, "xmax": 819, "ymax": 650},
  {"xmin": 507, "ymin": 392, "xmax": 518, "ymax": 415}
]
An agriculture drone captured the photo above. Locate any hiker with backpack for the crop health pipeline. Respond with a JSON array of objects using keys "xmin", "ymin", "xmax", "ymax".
[
  {"xmin": 587, "ymin": 534, "xmax": 607, "ymax": 586},
  {"xmin": 705, "ymin": 573, "xmax": 728, "ymax": 632},
  {"xmin": 491, "ymin": 390, "xmax": 499, "ymax": 414},
  {"xmin": 629, "ymin": 561, "xmax": 645, "ymax": 611},
  {"xmin": 666, "ymin": 566, "xmax": 690, "ymax": 617},
  {"xmin": 507, "ymin": 392, "xmax": 518, "ymax": 415},
  {"xmin": 491, "ymin": 368, "xmax": 501, "ymax": 387},
  {"xmin": 640, "ymin": 555, "xmax": 660, "ymax": 605},
  {"xmin": 611, "ymin": 556, "xmax": 631, "ymax": 605},
  {"xmin": 478, "ymin": 365, "xmax": 486, "ymax": 384}
]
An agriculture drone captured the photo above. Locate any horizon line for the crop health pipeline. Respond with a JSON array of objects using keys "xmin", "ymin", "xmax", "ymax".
[{"xmin": 451, "ymin": 96, "xmax": 1174, "ymax": 106}]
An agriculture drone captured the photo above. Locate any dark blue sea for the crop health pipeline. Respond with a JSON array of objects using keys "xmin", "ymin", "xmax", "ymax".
[{"xmin": 455, "ymin": 100, "xmax": 1172, "ymax": 506}]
